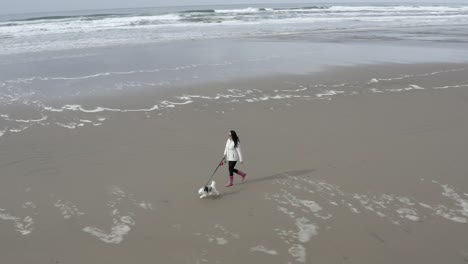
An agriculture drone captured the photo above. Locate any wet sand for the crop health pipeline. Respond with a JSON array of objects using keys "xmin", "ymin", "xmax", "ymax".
[{"xmin": 1, "ymin": 63, "xmax": 468, "ymax": 263}]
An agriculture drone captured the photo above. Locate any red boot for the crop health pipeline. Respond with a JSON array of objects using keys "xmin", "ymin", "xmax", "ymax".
[
  {"xmin": 225, "ymin": 176, "xmax": 234, "ymax": 187},
  {"xmin": 236, "ymin": 170, "xmax": 247, "ymax": 181}
]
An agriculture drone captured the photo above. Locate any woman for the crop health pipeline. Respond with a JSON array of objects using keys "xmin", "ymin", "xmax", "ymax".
[{"xmin": 221, "ymin": 130, "xmax": 247, "ymax": 187}]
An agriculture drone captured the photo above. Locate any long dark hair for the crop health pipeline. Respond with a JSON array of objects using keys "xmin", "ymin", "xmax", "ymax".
[{"xmin": 230, "ymin": 130, "xmax": 240, "ymax": 148}]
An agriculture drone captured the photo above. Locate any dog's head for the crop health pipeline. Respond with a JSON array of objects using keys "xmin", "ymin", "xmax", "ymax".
[{"xmin": 198, "ymin": 187, "xmax": 206, "ymax": 195}]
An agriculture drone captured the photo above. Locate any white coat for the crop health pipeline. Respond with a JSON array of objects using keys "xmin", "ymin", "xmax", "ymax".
[{"xmin": 223, "ymin": 139, "xmax": 243, "ymax": 162}]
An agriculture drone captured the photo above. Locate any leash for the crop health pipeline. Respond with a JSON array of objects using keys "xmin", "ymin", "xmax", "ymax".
[{"xmin": 204, "ymin": 156, "xmax": 225, "ymax": 187}]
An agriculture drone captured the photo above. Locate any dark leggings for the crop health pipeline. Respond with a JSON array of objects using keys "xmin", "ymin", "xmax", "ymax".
[{"xmin": 228, "ymin": 161, "xmax": 238, "ymax": 176}]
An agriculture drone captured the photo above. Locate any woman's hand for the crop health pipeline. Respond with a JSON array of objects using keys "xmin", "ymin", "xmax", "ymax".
[{"xmin": 220, "ymin": 156, "xmax": 226, "ymax": 166}]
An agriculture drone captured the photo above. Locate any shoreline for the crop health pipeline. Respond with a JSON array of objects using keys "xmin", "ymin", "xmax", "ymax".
[{"xmin": 1, "ymin": 61, "xmax": 468, "ymax": 140}]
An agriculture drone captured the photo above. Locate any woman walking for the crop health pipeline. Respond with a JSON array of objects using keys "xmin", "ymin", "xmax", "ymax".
[{"xmin": 221, "ymin": 130, "xmax": 247, "ymax": 187}]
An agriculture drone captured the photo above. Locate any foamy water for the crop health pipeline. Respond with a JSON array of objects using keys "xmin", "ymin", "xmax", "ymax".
[
  {"xmin": 1, "ymin": 4, "xmax": 468, "ymax": 55},
  {"xmin": 1, "ymin": 65, "xmax": 466, "ymax": 142},
  {"xmin": 0, "ymin": 169, "xmax": 467, "ymax": 264},
  {"xmin": 0, "ymin": 186, "xmax": 154, "ymax": 243},
  {"xmin": 264, "ymin": 174, "xmax": 468, "ymax": 263}
]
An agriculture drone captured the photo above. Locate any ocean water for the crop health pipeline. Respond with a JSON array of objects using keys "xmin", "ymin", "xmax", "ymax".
[
  {"xmin": 1, "ymin": 3, "xmax": 468, "ymax": 138},
  {"xmin": 1, "ymin": 3, "xmax": 468, "ymax": 55}
]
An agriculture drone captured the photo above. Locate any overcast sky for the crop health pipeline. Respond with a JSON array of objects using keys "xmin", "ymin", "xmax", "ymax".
[{"xmin": 1, "ymin": 0, "xmax": 465, "ymax": 15}]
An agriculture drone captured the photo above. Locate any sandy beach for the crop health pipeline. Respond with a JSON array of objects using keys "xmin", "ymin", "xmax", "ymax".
[
  {"xmin": 2, "ymin": 3, "xmax": 468, "ymax": 263},
  {"xmin": 1, "ymin": 61, "xmax": 468, "ymax": 263}
]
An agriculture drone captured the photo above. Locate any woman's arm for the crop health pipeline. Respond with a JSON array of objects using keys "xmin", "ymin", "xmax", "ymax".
[
  {"xmin": 223, "ymin": 140, "xmax": 228, "ymax": 161},
  {"xmin": 236, "ymin": 144, "xmax": 243, "ymax": 163}
]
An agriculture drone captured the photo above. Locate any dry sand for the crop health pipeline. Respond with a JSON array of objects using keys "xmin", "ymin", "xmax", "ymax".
[{"xmin": 1, "ymin": 63, "xmax": 468, "ymax": 263}]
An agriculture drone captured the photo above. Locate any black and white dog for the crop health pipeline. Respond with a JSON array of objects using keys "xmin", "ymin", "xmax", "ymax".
[{"xmin": 198, "ymin": 181, "xmax": 219, "ymax": 199}]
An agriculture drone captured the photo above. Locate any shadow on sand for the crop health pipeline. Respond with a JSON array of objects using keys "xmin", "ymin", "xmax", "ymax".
[
  {"xmin": 241, "ymin": 169, "xmax": 316, "ymax": 185},
  {"xmin": 210, "ymin": 189, "xmax": 241, "ymax": 199},
  {"xmin": 205, "ymin": 169, "xmax": 316, "ymax": 199}
]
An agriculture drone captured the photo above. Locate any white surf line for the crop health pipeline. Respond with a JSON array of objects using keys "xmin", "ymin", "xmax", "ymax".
[
  {"xmin": 39, "ymin": 96, "xmax": 192, "ymax": 114},
  {"xmin": 55, "ymin": 123, "xmax": 81, "ymax": 129},
  {"xmin": 41, "ymin": 104, "xmax": 160, "ymax": 113},
  {"xmin": 14, "ymin": 115, "xmax": 48, "ymax": 123},
  {"xmin": 246, "ymin": 94, "xmax": 312, "ymax": 102},
  {"xmin": 0, "ymin": 114, "xmax": 46, "ymax": 136},
  {"xmin": 181, "ymin": 88, "xmax": 314, "ymax": 103},
  {"xmin": 433, "ymin": 84, "xmax": 468, "ymax": 89},
  {"xmin": 114, "ymin": 81, "xmax": 169, "ymax": 90},
  {"xmin": 0, "ymin": 209, "xmax": 34, "ymax": 235},
  {"xmin": 39, "ymin": 90, "xmax": 250, "ymax": 115},
  {"xmin": 177, "ymin": 90, "xmax": 250, "ymax": 101},
  {"xmin": 316, "ymin": 90, "xmax": 345, "ymax": 98},
  {"xmin": 6, "ymin": 71, "xmax": 459, "ymax": 139},
  {"xmin": 367, "ymin": 68, "xmax": 466, "ymax": 84},
  {"xmin": 19, "ymin": 85, "xmax": 335, "ymax": 132},
  {"xmin": 160, "ymin": 100, "xmax": 193, "ymax": 108},
  {"xmin": 7, "ymin": 68, "xmax": 170, "ymax": 83},
  {"xmin": 0, "ymin": 114, "xmax": 12, "ymax": 121},
  {"xmin": 51, "ymin": 121, "xmax": 99, "ymax": 129},
  {"xmin": 408, "ymin": 84, "xmax": 424, "ymax": 90},
  {"xmin": 0, "ymin": 114, "xmax": 47, "ymax": 136},
  {"xmin": 5, "ymin": 56, "xmax": 278, "ymax": 83},
  {"xmin": 278, "ymin": 83, "xmax": 349, "ymax": 92},
  {"xmin": 9, "ymin": 127, "xmax": 29, "ymax": 133},
  {"xmin": 384, "ymin": 84, "xmax": 425, "ymax": 92},
  {"xmin": 370, "ymin": 83, "xmax": 468, "ymax": 93},
  {"xmin": 313, "ymin": 83, "xmax": 349, "ymax": 88},
  {"xmin": 368, "ymin": 74, "xmax": 412, "ymax": 84}
]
